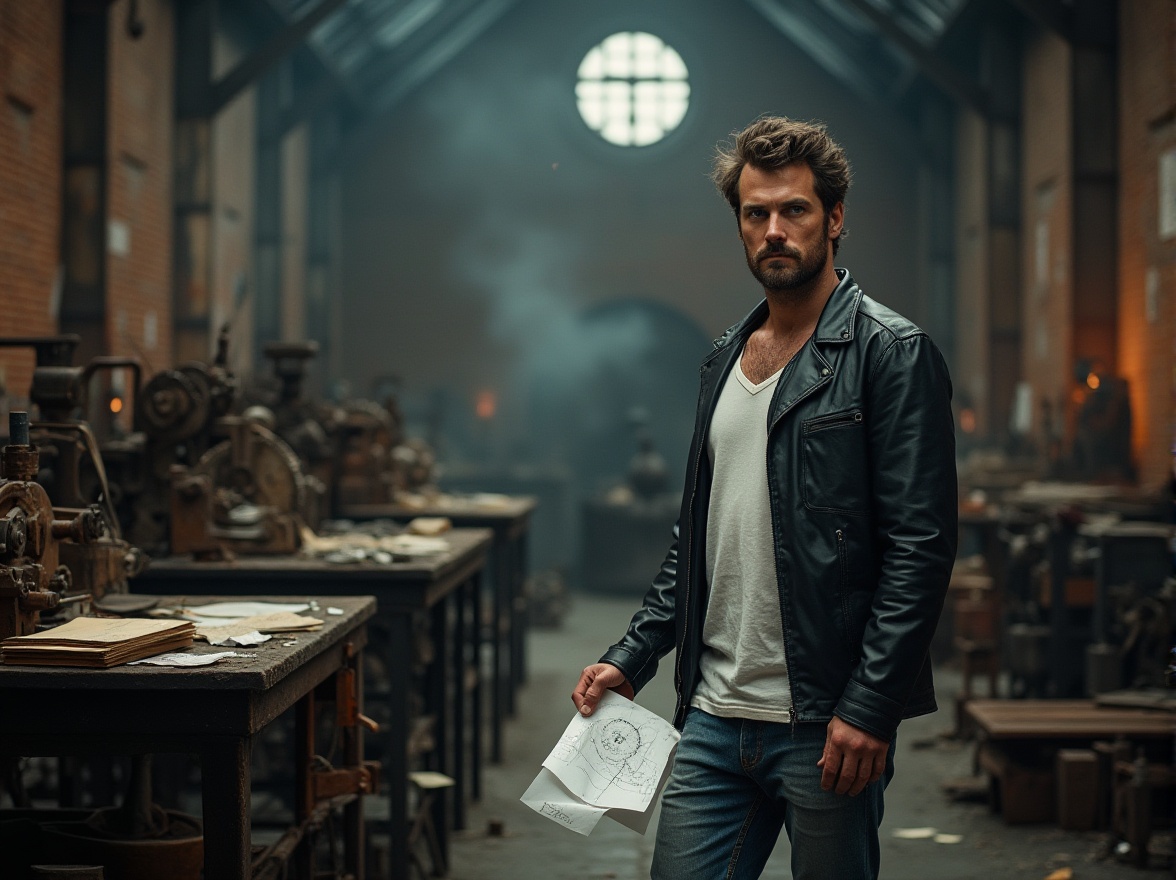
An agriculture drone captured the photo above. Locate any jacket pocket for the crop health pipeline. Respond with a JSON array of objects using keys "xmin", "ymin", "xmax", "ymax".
[{"xmin": 802, "ymin": 409, "xmax": 868, "ymax": 515}]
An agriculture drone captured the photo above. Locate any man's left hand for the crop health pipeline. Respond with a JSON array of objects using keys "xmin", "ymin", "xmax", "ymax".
[{"xmin": 817, "ymin": 716, "xmax": 889, "ymax": 796}]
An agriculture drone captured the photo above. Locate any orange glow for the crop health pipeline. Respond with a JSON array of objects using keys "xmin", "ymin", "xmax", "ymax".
[
  {"xmin": 1086, "ymin": 373, "xmax": 1100, "ymax": 390},
  {"xmin": 109, "ymin": 397, "xmax": 124, "ymax": 414},
  {"xmin": 960, "ymin": 408, "xmax": 976, "ymax": 434},
  {"xmin": 475, "ymin": 390, "xmax": 497, "ymax": 420}
]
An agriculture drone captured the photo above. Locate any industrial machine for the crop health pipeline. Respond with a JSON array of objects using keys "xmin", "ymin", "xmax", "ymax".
[
  {"xmin": 169, "ymin": 413, "xmax": 310, "ymax": 558},
  {"xmin": 257, "ymin": 341, "xmax": 334, "ymax": 525},
  {"xmin": 0, "ymin": 412, "xmax": 115, "ymax": 640},
  {"xmin": 0, "ymin": 337, "xmax": 145, "ymax": 609},
  {"xmin": 334, "ymin": 399, "xmax": 398, "ymax": 508},
  {"xmin": 102, "ymin": 324, "xmax": 239, "ymax": 555}
]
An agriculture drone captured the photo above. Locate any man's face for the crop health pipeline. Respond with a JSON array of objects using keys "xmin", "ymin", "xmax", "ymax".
[{"xmin": 737, "ymin": 162, "xmax": 843, "ymax": 292}]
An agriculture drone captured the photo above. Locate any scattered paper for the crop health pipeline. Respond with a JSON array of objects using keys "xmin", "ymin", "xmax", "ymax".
[
  {"xmin": 892, "ymin": 827, "xmax": 938, "ymax": 840},
  {"xmin": 933, "ymin": 833, "xmax": 963, "ymax": 844},
  {"xmin": 129, "ymin": 651, "xmax": 247, "ymax": 667},
  {"xmin": 194, "ymin": 612, "xmax": 322, "ymax": 642},
  {"xmin": 178, "ymin": 601, "xmax": 311, "ymax": 619},
  {"xmin": 206, "ymin": 630, "xmax": 271, "ymax": 647},
  {"xmin": 521, "ymin": 690, "xmax": 679, "ymax": 836},
  {"xmin": 327, "ymin": 607, "xmax": 344, "ymax": 616}
]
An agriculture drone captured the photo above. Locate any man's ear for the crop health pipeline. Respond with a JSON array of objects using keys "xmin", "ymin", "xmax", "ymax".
[{"xmin": 827, "ymin": 202, "xmax": 845, "ymax": 239}]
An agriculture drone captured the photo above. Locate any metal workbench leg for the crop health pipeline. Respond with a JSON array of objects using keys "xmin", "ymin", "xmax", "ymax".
[
  {"xmin": 469, "ymin": 570, "xmax": 483, "ymax": 801},
  {"xmin": 427, "ymin": 595, "xmax": 451, "ymax": 869},
  {"xmin": 513, "ymin": 530, "xmax": 529, "ymax": 687},
  {"xmin": 388, "ymin": 613, "xmax": 411, "ymax": 880},
  {"xmin": 491, "ymin": 540, "xmax": 507, "ymax": 762},
  {"xmin": 294, "ymin": 688, "xmax": 315, "ymax": 880},
  {"xmin": 452, "ymin": 579, "xmax": 468, "ymax": 830},
  {"xmin": 201, "ymin": 736, "xmax": 253, "ymax": 880},
  {"xmin": 344, "ymin": 651, "xmax": 365, "ymax": 880},
  {"xmin": 496, "ymin": 541, "xmax": 516, "ymax": 721}
]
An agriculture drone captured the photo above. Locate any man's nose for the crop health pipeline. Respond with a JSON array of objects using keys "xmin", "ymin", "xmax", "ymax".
[{"xmin": 765, "ymin": 213, "xmax": 787, "ymax": 239}]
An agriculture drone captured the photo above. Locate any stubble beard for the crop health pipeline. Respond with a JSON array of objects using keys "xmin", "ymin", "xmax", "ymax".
[{"xmin": 746, "ymin": 227, "xmax": 830, "ymax": 296}]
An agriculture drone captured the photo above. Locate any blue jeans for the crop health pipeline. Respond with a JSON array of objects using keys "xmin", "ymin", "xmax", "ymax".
[{"xmin": 651, "ymin": 708, "xmax": 895, "ymax": 880}]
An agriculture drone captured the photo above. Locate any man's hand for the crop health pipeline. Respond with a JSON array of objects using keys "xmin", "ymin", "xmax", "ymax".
[
  {"xmin": 817, "ymin": 716, "xmax": 889, "ymax": 796},
  {"xmin": 571, "ymin": 663, "xmax": 635, "ymax": 716}
]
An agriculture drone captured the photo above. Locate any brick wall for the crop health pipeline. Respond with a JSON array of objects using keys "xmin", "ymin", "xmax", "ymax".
[
  {"xmin": 0, "ymin": 1, "xmax": 63, "ymax": 403},
  {"xmin": 1020, "ymin": 30, "xmax": 1074, "ymax": 449},
  {"xmin": 106, "ymin": 0, "xmax": 174, "ymax": 382},
  {"xmin": 1118, "ymin": 0, "xmax": 1176, "ymax": 489}
]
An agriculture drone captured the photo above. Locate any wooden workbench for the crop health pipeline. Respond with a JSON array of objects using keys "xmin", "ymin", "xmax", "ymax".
[
  {"xmin": 966, "ymin": 699, "xmax": 1175, "ymax": 740},
  {"xmin": 966, "ymin": 698, "xmax": 1175, "ymax": 824},
  {"xmin": 0, "ymin": 594, "xmax": 374, "ymax": 880},
  {"xmin": 132, "ymin": 527, "xmax": 493, "ymax": 880},
  {"xmin": 339, "ymin": 496, "xmax": 538, "ymax": 762}
]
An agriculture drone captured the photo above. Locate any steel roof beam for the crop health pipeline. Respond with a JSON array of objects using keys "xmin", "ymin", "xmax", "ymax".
[
  {"xmin": 180, "ymin": 0, "xmax": 349, "ymax": 119},
  {"xmin": 840, "ymin": 0, "xmax": 990, "ymax": 116}
]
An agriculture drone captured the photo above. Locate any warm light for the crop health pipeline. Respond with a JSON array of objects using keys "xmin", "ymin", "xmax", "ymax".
[
  {"xmin": 959, "ymin": 408, "xmax": 976, "ymax": 434},
  {"xmin": 475, "ymin": 390, "xmax": 497, "ymax": 420},
  {"xmin": 1086, "ymin": 373, "xmax": 1100, "ymax": 390},
  {"xmin": 110, "ymin": 397, "xmax": 124, "ymax": 414}
]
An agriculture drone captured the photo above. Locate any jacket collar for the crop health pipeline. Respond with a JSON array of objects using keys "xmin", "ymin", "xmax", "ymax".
[{"xmin": 708, "ymin": 268, "xmax": 862, "ymax": 358}]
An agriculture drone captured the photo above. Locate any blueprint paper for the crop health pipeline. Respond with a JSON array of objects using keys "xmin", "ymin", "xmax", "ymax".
[{"xmin": 521, "ymin": 690, "xmax": 679, "ymax": 835}]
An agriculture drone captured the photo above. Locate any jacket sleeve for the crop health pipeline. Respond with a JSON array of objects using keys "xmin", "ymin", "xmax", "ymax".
[
  {"xmin": 834, "ymin": 333, "xmax": 958, "ymax": 741},
  {"xmin": 597, "ymin": 521, "xmax": 681, "ymax": 694}
]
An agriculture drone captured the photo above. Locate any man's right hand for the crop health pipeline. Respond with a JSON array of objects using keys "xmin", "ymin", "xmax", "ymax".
[{"xmin": 572, "ymin": 663, "xmax": 635, "ymax": 716}]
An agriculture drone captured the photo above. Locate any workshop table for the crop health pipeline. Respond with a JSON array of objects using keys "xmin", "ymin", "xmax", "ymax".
[
  {"xmin": 338, "ymin": 496, "xmax": 538, "ymax": 762},
  {"xmin": 965, "ymin": 699, "xmax": 1175, "ymax": 825},
  {"xmin": 132, "ymin": 527, "xmax": 492, "ymax": 880},
  {"xmin": 0, "ymin": 594, "xmax": 374, "ymax": 880}
]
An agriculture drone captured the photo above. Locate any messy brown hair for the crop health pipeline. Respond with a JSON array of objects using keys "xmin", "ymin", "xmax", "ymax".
[{"xmin": 712, "ymin": 116, "xmax": 851, "ymax": 253}]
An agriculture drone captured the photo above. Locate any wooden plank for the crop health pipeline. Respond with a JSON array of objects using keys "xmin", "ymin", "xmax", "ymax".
[{"xmin": 966, "ymin": 699, "xmax": 1175, "ymax": 740}]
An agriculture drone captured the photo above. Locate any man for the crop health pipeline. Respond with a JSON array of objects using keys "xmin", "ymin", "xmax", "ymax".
[{"xmin": 571, "ymin": 116, "xmax": 957, "ymax": 879}]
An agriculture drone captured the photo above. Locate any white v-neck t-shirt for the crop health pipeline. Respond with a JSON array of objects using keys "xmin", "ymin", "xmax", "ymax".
[{"xmin": 690, "ymin": 346, "xmax": 793, "ymax": 723}]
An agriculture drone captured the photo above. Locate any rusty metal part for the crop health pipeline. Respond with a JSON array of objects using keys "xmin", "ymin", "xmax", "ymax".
[
  {"xmin": 137, "ymin": 367, "xmax": 207, "ymax": 442},
  {"xmin": 311, "ymin": 761, "xmax": 380, "ymax": 800},
  {"xmin": 335, "ymin": 400, "xmax": 397, "ymax": 507},
  {"xmin": 0, "ymin": 411, "xmax": 137, "ymax": 637},
  {"xmin": 168, "ymin": 417, "xmax": 308, "ymax": 557}
]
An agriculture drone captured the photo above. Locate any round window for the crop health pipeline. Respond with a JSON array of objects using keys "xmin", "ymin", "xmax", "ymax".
[{"xmin": 575, "ymin": 32, "xmax": 690, "ymax": 147}]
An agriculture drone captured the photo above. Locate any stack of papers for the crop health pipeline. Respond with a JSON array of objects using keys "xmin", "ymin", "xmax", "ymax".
[{"xmin": 1, "ymin": 617, "xmax": 196, "ymax": 668}]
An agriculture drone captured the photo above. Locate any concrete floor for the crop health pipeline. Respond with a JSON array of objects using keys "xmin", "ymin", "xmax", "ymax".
[{"xmin": 448, "ymin": 592, "xmax": 1166, "ymax": 880}]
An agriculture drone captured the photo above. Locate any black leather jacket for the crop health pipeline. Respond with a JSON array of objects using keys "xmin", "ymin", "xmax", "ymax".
[{"xmin": 599, "ymin": 269, "xmax": 958, "ymax": 742}]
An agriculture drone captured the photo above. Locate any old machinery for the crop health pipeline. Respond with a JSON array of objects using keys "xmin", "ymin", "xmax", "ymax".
[
  {"xmin": 103, "ymin": 324, "xmax": 240, "ymax": 555},
  {"xmin": 334, "ymin": 400, "xmax": 397, "ymax": 508},
  {"xmin": 169, "ymin": 414, "xmax": 309, "ymax": 558},
  {"xmin": 256, "ymin": 341, "xmax": 335, "ymax": 526},
  {"xmin": 0, "ymin": 339, "xmax": 145, "ymax": 604},
  {"xmin": 0, "ymin": 412, "xmax": 112, "ymax": 640}
]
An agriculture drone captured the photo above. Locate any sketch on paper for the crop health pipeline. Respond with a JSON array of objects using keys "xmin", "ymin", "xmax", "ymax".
[
  {"xmin": 521, "ymin": 690, "xmax": 680, "ymax": 835},
  {"xmin": 542, "ymin": 690, "xmax": 679, "ymax": 813}
]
